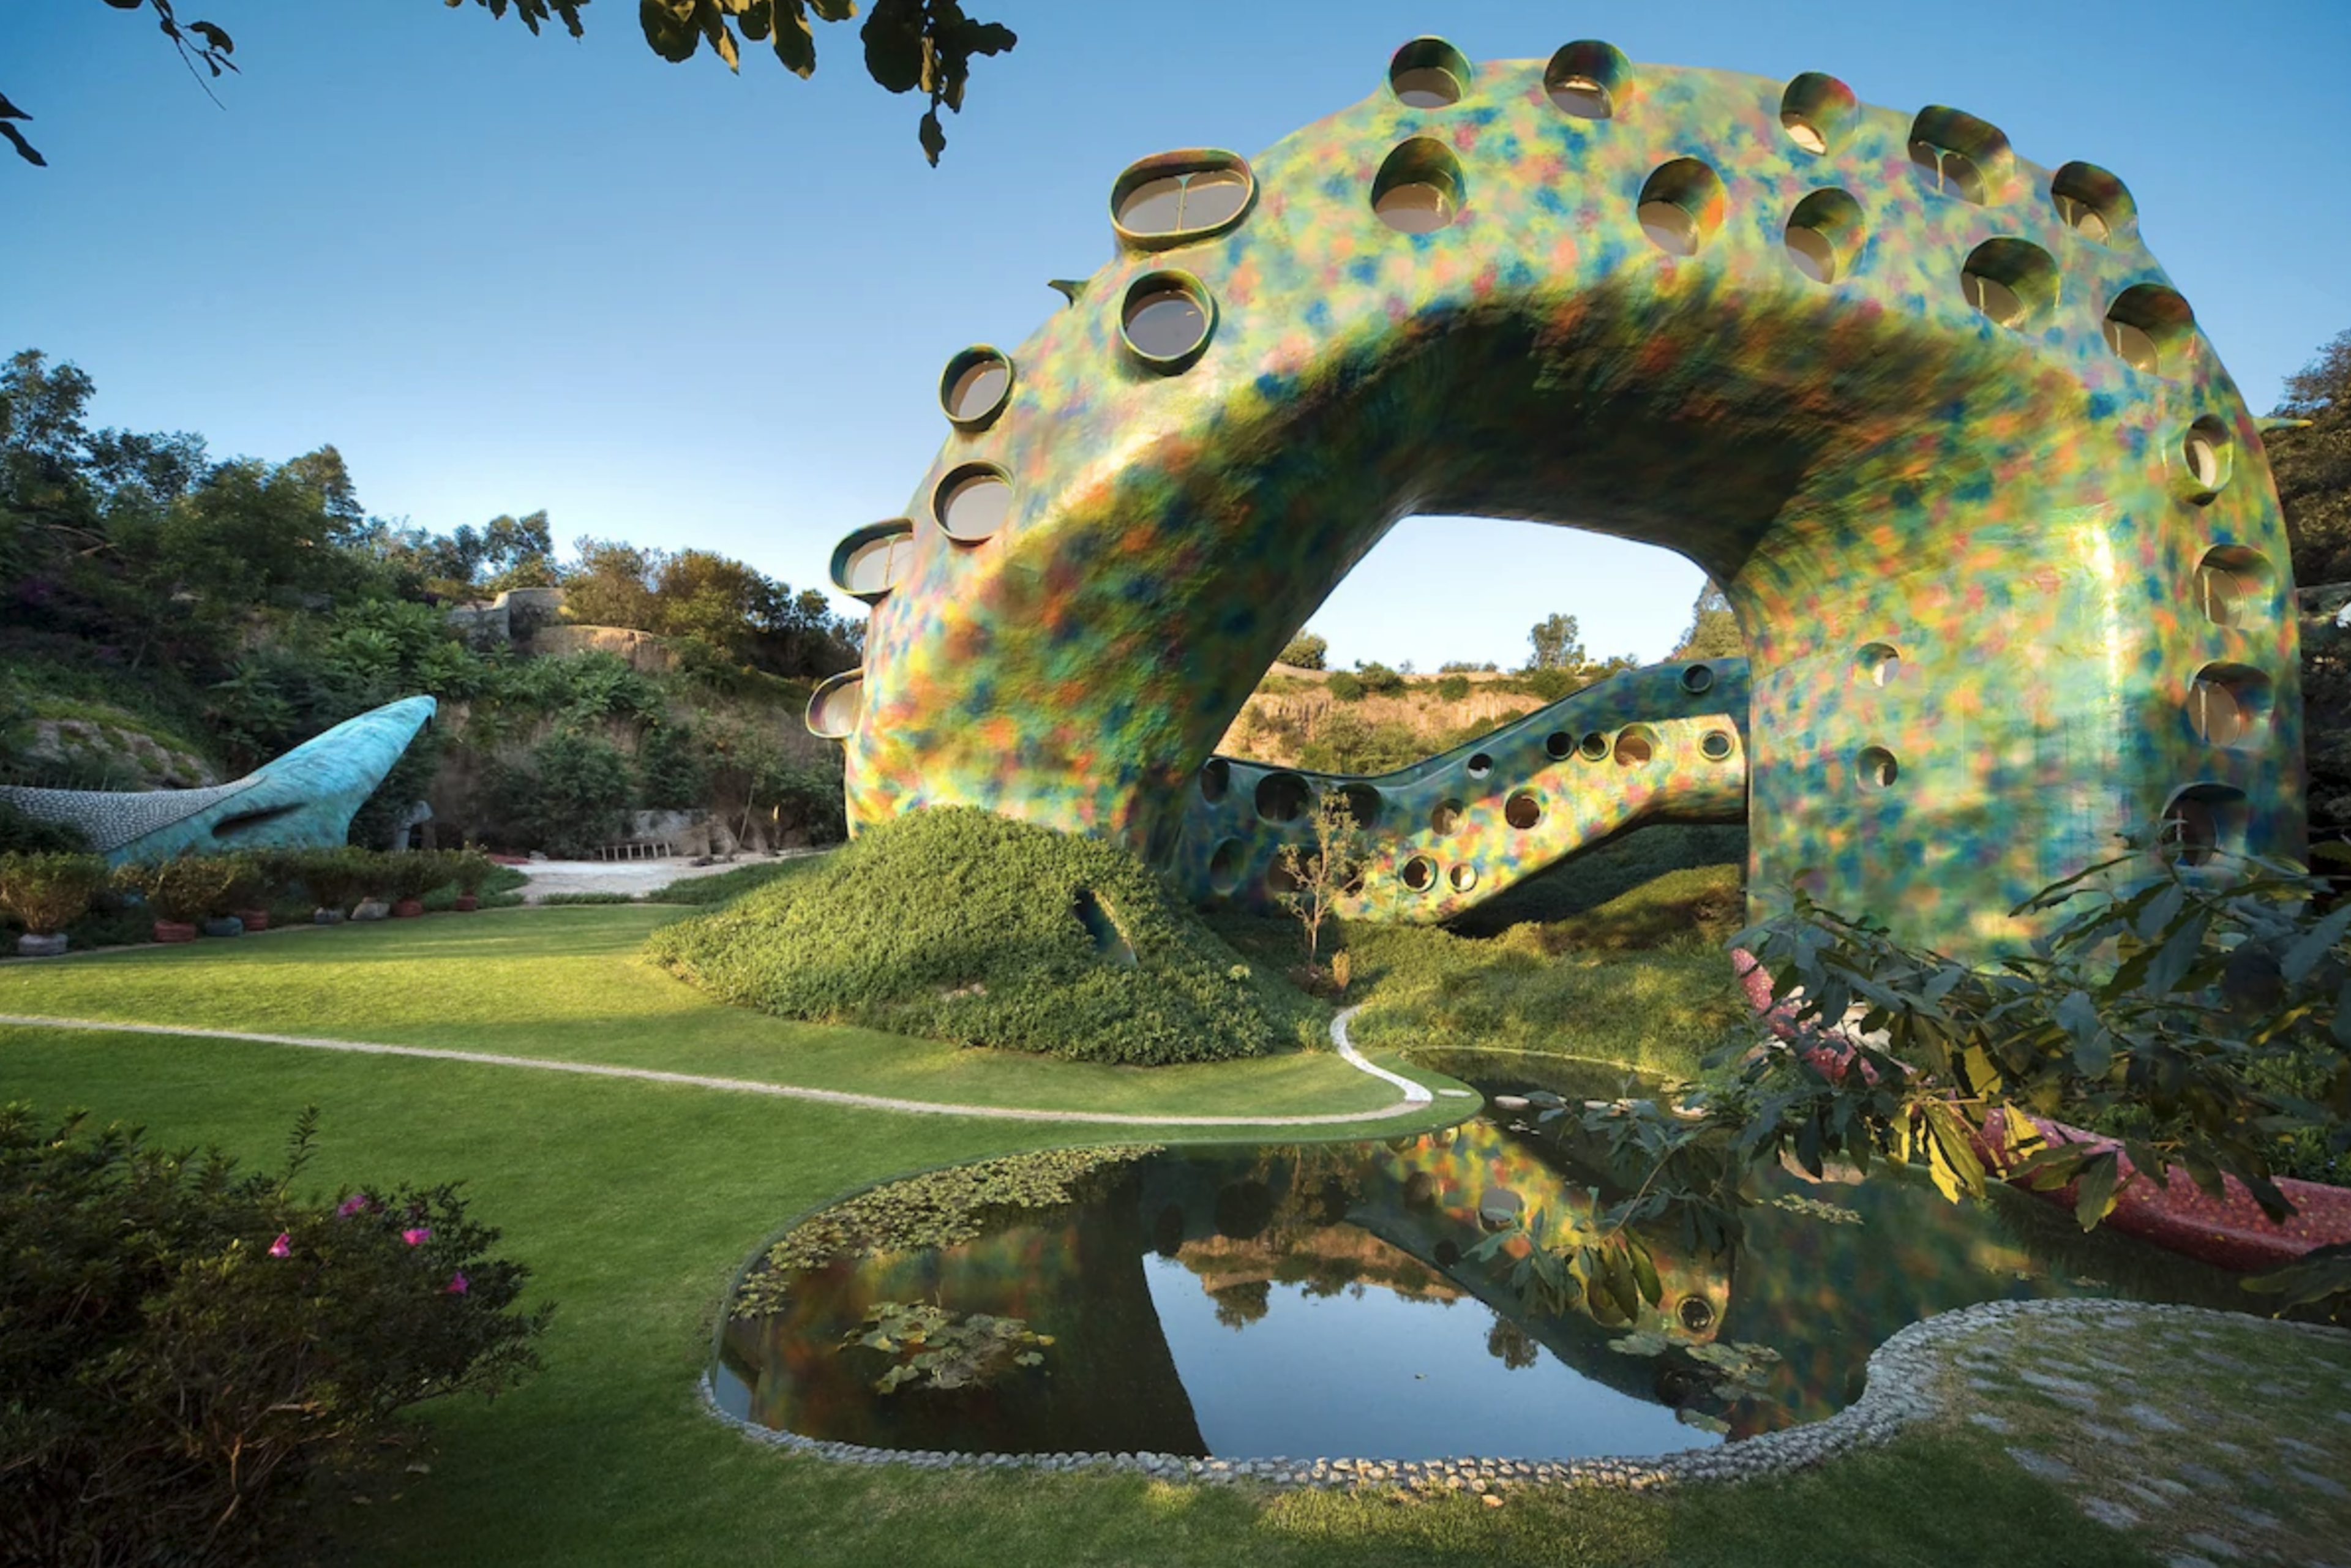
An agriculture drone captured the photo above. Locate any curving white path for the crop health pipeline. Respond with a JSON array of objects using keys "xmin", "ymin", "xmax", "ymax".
[{"xmin": 0, "ymin": 1007, "xmax": 1444, "ymax": 1128}]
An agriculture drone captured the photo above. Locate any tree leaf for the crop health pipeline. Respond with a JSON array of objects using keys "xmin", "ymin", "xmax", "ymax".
[
  {"xmin": 0, "ymin": 121, "xmax": 44, "ymax": 167},
  {"xmin": 2072, "ymin": 1150, "xmax": 2121, "ymax": 1231},
  {"xmin": 2280, "ymin": 897, "xmax": 2351, "ymax": 984},
  {"xmin": 918, "ymin": 105, "xmax": 945, "ymax": 165},
  {"xmin": 860, "ymin": 0, "xmax": 924, "ymax": 92},
  {"xmin": 188, "ymin": 20, "xmax": 233, "ymax": 53},
  {"xmin": 768, "ymin": 0, "xmax": 816, "ymax": 77}
]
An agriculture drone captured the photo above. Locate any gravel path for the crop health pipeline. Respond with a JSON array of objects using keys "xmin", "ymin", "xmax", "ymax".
[
  {"xmin": 512, "ymin": 853, "xmax": 814, "ymax": 902},
  {"xmin": 0, "ymin": 1005, "xmax": 1442, "ymax": 1128}
]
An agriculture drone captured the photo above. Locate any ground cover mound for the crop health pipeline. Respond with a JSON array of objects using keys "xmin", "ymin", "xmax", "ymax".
[{"xmin": 646, "ymin": 807, "xmax": 1326, "ymax": 1065}]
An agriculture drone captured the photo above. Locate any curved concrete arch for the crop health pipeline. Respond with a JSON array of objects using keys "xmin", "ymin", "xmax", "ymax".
[{"xmin": 820, "ymin": 45, "xmax": 2299, "ymax": 958}]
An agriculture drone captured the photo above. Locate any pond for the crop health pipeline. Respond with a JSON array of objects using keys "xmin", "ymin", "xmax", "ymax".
[{"xmin": 713, "ymin": 1051, "xmax": 2250, "ymax": 1461}]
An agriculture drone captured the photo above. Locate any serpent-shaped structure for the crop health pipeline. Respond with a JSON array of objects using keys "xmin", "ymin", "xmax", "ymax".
[{"xmin": 812, "ymin": 39, "xmax": 2300, "ymax": 958}]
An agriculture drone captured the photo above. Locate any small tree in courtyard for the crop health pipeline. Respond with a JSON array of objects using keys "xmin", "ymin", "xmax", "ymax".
[{"xmin": 1274, "ymin": 790, "xmax": 1369, "ymax": 966}]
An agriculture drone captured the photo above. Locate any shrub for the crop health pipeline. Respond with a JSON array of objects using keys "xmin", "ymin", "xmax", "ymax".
[
  {"xmin": 489, "ymin": 729, "xmax": 632, "ymax": 857},
  {"xmin": 1325, "ymin": 670, "xmax": 1365, "ymax": 702},
  {"xmin": 1436, "ymin": 673, "xmax": 1471, "ymax": 701},
  {"xmin": 111, "ymin": 854, "xmax": 249, "ymax": 925},
  {"xmin": 449, "ymin": 846, "xmax": 498, "ymax": 896},
  {"xmin": 648, "ymin": 807, "xmax": 1325, "ymax": 1065},
  {"xmin": 1352, "ymin": 661, "xmax": 1406, "ymax": 696},
  {"xmin": 377, "ymin": 850, "xmax": 457, "ymax": 904},
  {"xmin": 296, "ymin": 846, "xmax": 381, "ymax": 913},
  {"xmin": 0, "ymin": 798, "xmax": 89, "ymax": 855},
  {"xmin": 0, "ymin": 1105, "xmax": 550, "ymax": 1568},
  {"xmin": 1277, "ymin": 631, "xmax": 1327, "ymax": 670},
  {"xmin": 0, "ymin": 852, "xmax": 110, "ymax": 936}
]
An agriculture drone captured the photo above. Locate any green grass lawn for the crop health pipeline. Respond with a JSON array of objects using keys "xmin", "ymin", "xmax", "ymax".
[
  {"xmin": 0, "ymin": 910, "xmax": 2169, "ymax": 1568},
  {"xmin": 0, "ymin": 909, "xmax": 1415, "ymax": 1121}
]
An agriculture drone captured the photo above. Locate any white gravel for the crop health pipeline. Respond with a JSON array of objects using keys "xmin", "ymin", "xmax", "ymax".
[{"xmin": 514, "ymin": 852, "xmax": 822, "ymax": 902}]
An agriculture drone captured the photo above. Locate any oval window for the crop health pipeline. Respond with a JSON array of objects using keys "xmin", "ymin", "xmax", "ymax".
[
  {"xmin": 1120, "ymin": 272, "xmax": 1216, "ymax": 371},
  {"xmin": 1372, "ymin": 137, "xmax": 1466, "ymax": 235},
  {"xmin": 804, "ymin": 670, "xmax": 864, "ymax": 741},
  {"xmin": 1110, "ymin": 151, "xmax": 1256, "ymax": 249},
  {"xmin": 934, "ymin": 465, "xmax": 1013, "ymax": 543},
  {"xmin": 830, "ymin": 519, "xmax": 916, "ymax": 604},
  {"xmin": 939, "ymin": 347, "xmax": 1013, "ymax": 428}
]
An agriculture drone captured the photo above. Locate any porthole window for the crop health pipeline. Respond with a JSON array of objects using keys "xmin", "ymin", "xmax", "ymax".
[
  {"xmin": 2181, "ymin": 417, "xmax": 2233, "ymax": 505},
  {"xmin": 1207, "ymin": 838, "xmax": 1245, "ymax": 896},
  {"xmin": 2104, "ymin": 284, "xmax": 2195, "ymax": 378},
  {"xmin": 1120, "ymin": 271, "xmax": 1217, "ymax": 372},
  {"xmin": 1254, "ymin": 771, "xmax": 1311, "ymax": 825},
  {"xmin": 1401, "ymin": 855, "xmax": 1439, "ymax": 893},
  {"xmin": 2050, "ymin": 161, "xmax": 2135, "ymax": 246},
  {"xmin": 1545, "ymin": 730, "xmax": 1574, "ymax": 760},
  {"xmin": 1266, "ymin": 859, "xmax": 1301, "ymax": 895},
  {"xmin": 1578, "ymin": 731, "xmax": 1610, "ymax": 761},
  {"xmin": 1448, "ymin": 863, "xmax": 1477, "ymax": 893},
  {"xmin": 934, "ymin": 464, "xmax": 1014, "ymax": 543},
  {"xmin": 1960, "ymin": 239, "xmax": 2058, "ymax": 331},
  {"xmin": 2193, "ymin": 547, "xmax": 2272, "ymax": 629},
  {"xmin": 1637, "ymin": 159, "xmax": 1726, "ymax": 257},
  {"xmin": 1701, "ymin": 730, "xmax": 1734, "ymax": 761},
  {"xmin": 1199, "ymin": 757, "xmax": 1231, "ymax": 803},
  {"xmin": 1545, "ymin": 40, "xmax": 1629, "ymax": 119},
  {"xmin": 1857, "ymin": 642, "xmax": 1901, "ymax": 687},
  {"xmin": 939, "ymin": 346, "xmax": 1013, "ymax": 429},
  {"xmin": 1110, "ymin": 151, "xmax": 1256, "ymax": 249},
  {"xmin": 1504, "ymin": 792, "xmax": 1542, "ymax": 830},
  {"xmin": 1784, "ymin": 189, "xmax": 1865, "ymax": 285},
  {"xmin": 1430, "ymin": 799, "xmax": 1464, "ymax": 835},
  {"xmin": 1908, "ymin": 105, "xmax": 2013, "ymax": 206},
  {"xmin": 1614, "ymin": 726, "xmax": 1656, "ymax": 767},
  {"xmin": 804, "ymin": 670, "xmax": 864, "ymax": 741},
  {"xmin": 1680, "ymin": 663, "xmax": 1715, "ymax": 695},
  {"xmin": 1467, "ymin": 752, "xmax": 1493, "ymax": 779},
  {"xmin": 830, "ymin": 519, "xmax": 915, "ymax": 604},
  {"xmin": 1373, "ymin": 137, "xmax": 1467, "ymax": 235},
  {"xmin": 1779, "ymin": 71, "xmax": 1858, "ymax": 156},
  {"xmin": 2159, "ymin": 785, "xmax": 2246, "ymax": 869},
  {"xmin": 1341, "ymin": 784, "xmax": 1384, "ymax": 831},
  {"xmin": 2186, "ymin": 664, "xmax": 2270, "ymax": 749},
  {"xmin": 1856, "ymin": 746, "xmax": 1899, "ymax": 791},
  {"xmin": 1389, "ymin": 37, "xmax": 1472, "ymax": 108}
]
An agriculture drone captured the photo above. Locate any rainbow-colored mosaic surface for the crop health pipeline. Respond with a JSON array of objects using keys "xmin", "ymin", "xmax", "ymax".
[{"xmin": 818, "ymin": 40, "xmax": 2300, "ymax": 957}]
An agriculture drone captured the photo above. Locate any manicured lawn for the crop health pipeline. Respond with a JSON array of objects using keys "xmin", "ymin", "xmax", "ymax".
[
  {"xmin": 0, "ymin": 912, "xmax": 2165, "ymax": 1568},
  {"xmin": 0, "ymin": 909, "xmax": 1412, "ymax": 1120}
]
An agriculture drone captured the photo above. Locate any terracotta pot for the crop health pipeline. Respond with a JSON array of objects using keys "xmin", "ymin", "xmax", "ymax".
[
  {"xmin": 152, "ymin": 920, "xmax": 197, "ymax": 944},
  {"xmin": 391, "ymin": 899, "xmax": 426, "ymax": 919},
  {"xmin": 454, "ymin": 894, "xmax": 481, "ymax": 912},
  {"xmin": 235, "ymin": 908, "xmax": 271, "ymax": 932}
]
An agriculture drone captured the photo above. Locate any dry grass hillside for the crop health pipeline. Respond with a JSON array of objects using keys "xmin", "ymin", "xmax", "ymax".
[{"xmin": 1217, "ymin": 665, "xmax": 1544, "ymax": 774}]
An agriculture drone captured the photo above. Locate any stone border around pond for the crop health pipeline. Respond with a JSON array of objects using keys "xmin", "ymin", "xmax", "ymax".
[{"xmin": 701, "ymin": 1297, "xmax": 2351, "ymax": 1491}]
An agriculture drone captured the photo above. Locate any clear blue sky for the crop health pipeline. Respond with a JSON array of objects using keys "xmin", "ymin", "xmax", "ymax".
[{"xmin": 6, "ymin": 0, "xmax": 2347, "ymax": 672}]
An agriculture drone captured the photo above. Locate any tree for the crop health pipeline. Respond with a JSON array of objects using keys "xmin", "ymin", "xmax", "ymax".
[
  {"xmin": 1526, "ymin": 613, "xmax": 1586, "ymax": 673},
  {"xmin": 9, "ymin": 0, "xmax": 1015, "ymax": 169},
  {"xmin": 1273, "ymin": 790, "xmax": 1369, "ymax": 965},
  {"xmin": 1670, "ymin": 578, "xmax": 1744, "ymax": 661},
  {"xmin": 1277, "ymin": 631, "xmax": 1327, "ymax": 670},
  {"xmin": 2273, "ymin": 328, "xmax": 2351, "ymax": 588}
]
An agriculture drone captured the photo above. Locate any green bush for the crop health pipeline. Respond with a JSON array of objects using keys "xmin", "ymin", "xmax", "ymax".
[
  {"xmin": 647, "ymin": 857, "xmax": 825, "ymax": 906},
  {"xmin": 0, "ymin": 1105, "xmax": 549, "ymax": 1568},
  {"xmin": 0, "ymin": 798, "xmax": 90, "ymax": 855},
  {"xmin": 647, "ymin": 807, "xmax": 1325, "ymax": 1065},
  {"xmin": 448, "ymin": 846, "xmax": 498, "ymax": 896},
  {"xmin": 1352, "ymin": 661, "xmax": 1406, "ymax": 696},
  {"xmin": 1436, "ymin": 673, "xmax": 1471, "ymax": 701},
  {"xmin": 1325, "ymin": 670, "xmax": 1365, "ymax": 702},
  {"xmin": 377, "ymin": 850, "xmax": 457, "ymax": 904},
  {"xmin": 110, "ymin": 854, "xmax": 249, "ymax": 925},
  {"xmin": 296, "ymin": 846, "xmax": 381, "ymax": 913},
  {"xmin": 0, "ymin": 852, "xmax": 110, "ymax": 936},
  {"xmin": 1277, "ymin": 631, "xmax": 1327, "ymax": 670},
  {"xmin": 489, "ymin": 730, "xmax": 633, "ymax": 858}
]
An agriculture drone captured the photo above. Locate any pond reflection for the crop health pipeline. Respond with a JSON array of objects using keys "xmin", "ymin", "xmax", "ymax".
[{"xmin": 717, "ymin": 1053, "xmax": 2245, "ymax": 1461}]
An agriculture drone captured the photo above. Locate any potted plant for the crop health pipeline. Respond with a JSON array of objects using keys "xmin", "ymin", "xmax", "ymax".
[
  {"xmin": 380, "ymin": 850, "xmax": 454, "ymax": 918},
  {"xmin": 237, "ymin": 848, "xmax": 304, "ymax": 932},
  {"xmin": 0, "ymin": 852, "xmax": 111, "ymax": 957},
  {"xmin": 113, "ymin": 854, "xmax": 244, "ymax": 944},
  {"xmin": 202, "ymin": 853, "xmax": 268, "ymax": 937},
  {"xmin": 449, "ymin": 847, "xmax": 496, "ymax": 913}
]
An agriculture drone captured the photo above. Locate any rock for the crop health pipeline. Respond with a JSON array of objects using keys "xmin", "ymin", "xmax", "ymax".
[
  {"xmin": 1966, "ymin": 1412, "xmax": 2012, "ymax": 1435},
  {"xmin": 2006, "ymin": 1448, "xmax": 2075, "ymax": 1484},
  {"xmin": 350, "ymin": 900, "xmax": 389, "ymax": 921},
  {"xmin": 2078, "ymin": 1498, "xmax": 2140, "ymax": 1529},
  {"xmin": 15, "ymin": 932, "xmax": 68, "ymax": 958}
]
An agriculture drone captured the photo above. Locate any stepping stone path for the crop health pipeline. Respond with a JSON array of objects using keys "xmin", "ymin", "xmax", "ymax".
[{"xmin": 1936, "ymin": 1305, "xmax": 2351, "ymax": 1567}]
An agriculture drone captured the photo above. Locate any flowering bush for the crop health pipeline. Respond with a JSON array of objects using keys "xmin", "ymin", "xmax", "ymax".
[{"xmin": 0, "ymin": 1105, "xmax": 551, "ymax": 1567}]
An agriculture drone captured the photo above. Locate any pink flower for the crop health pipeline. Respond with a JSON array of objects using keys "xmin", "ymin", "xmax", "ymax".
[
  {"xmin": 268, "ymin": 1232, "xmax": 291, "ymax": 1258},
  {"xmin": 402, "ymin": 1227, "xmax": 432, "ymax": 1247},
  {"xmin": 336, "ymin": 1192, "xmax": 373, "ymax": 1218},
  {"xmin": 446, "ymin": 1271, "xmax": 469, "ymax": 1295}
]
